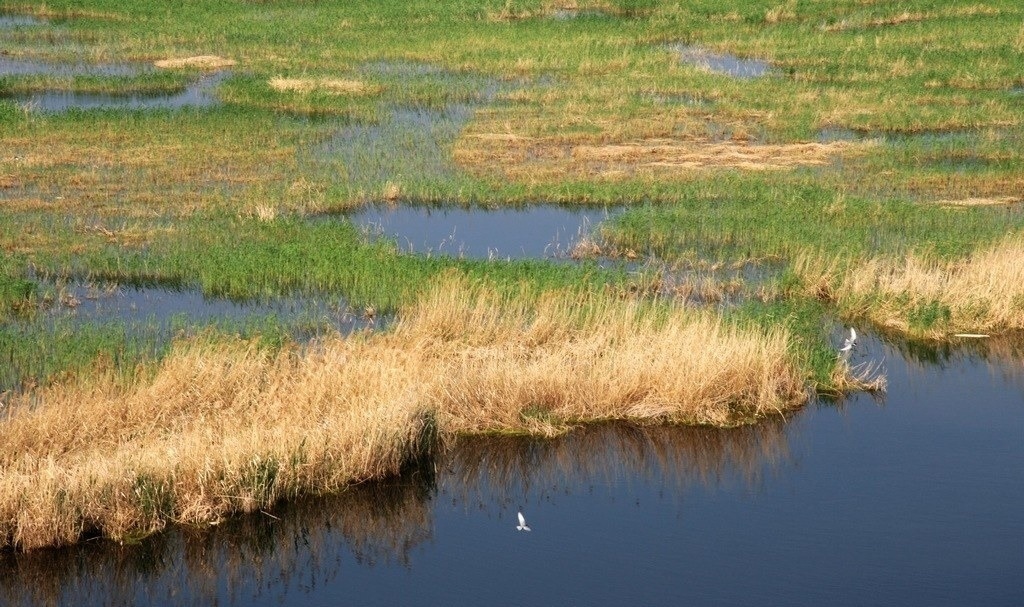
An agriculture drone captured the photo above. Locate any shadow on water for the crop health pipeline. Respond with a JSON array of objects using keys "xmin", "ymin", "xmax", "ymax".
[
  {"xmin": 8, "ymin": 71, "xmax": 227, "ymax": 112},
  {"xmin": 671, "ymin": 44, "xmax": 774, "ymax": 78},
  {"xmin": 345, "ymin": 204, "xmax": 621, "ymax": 260}
]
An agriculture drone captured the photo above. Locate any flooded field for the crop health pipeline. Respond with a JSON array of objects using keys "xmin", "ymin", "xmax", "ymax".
[{"xmin": 1, "ymin": 334, "xmax": 1021, "ymax": 606}]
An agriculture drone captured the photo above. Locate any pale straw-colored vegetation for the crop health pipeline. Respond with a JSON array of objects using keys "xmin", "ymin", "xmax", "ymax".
[
  {"xmin": 797, "ymin": 236, "xmax": 1024, "ymax": 336},
  {"xmin": 0, "ymin": 277, "xmax": 807, "ymax": 550}
]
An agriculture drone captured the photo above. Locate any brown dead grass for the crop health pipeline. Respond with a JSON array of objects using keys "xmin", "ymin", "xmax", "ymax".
[
  {"xmin": 269, "ymin": 77, "xmax": 377, "ymax": 95},
  {"xmin": 154, "ymin": 55, "xmax": 237, "ymax": 70},
  {"xmin": 0, "ymin": 277, "xmax": 806, "ymax": 550},
  {"xmin": 455, "ymin": 134, "xmax": 868, "ymax": 181},
  {"xmin": 797, "ymin": 236, "xmax": 1024, "ymax": 335}
]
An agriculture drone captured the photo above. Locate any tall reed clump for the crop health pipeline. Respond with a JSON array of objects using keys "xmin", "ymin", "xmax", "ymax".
[
  {"xmin": 0, "ymin": 276, "xmax": 806, "ymax": 550},
  {"xmin": 399, "ymin": 278, "xmax": 806, "ymax": 434},
  {"xmin": 796, "ymin": 236, "xmax": 1024, "ymax": 336},
  {"xmin": 0, "ymin": 336, "xmax": 436, "ymax": 551}
]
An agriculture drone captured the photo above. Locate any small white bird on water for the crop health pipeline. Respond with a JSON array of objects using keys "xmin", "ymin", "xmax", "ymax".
[
  {"xmin": 839, "ymin": 327, "xmax": 857, "ymax": 353},
  {"xmin": 516, "ymin": 511, "xmax": 531, "ymax": 532}
]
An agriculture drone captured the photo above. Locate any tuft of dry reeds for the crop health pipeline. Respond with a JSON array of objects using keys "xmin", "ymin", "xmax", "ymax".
[
  {"xmin": 154, "ymin": 56, "xmax": 236, "ymax": 70},
  {"xmin": 796, "ymin": 236, "xmax": 1024, "ymax": 336},
  {"xmin": 0, "ymin": 276, "xmax": 807, "ymax": 550},
  {"xmin": 0, "ymin": 335, "xmax": 435, "ymax": 550}
]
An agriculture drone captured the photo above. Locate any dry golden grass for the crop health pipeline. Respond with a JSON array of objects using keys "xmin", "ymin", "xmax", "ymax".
[
  {"xmin": 154, "ymin": 56, "xmax": 237, "ymax": 70},
  {"xmin": 0, "ymin": 277, "xmax": 807, "ymax": 550},
  {"xmin": 268, "ymin": 77, "xmax": 378, "ymax": 95},
  {"xmin": 933, "ymin": 196, "xmax": 1022, "ymax": 207},
  {"xmin": 797, "ymin": 236, "xmax": 1024, "ymax": 335},
  {"xmin": 455, "ymin": 133, "xmax": 868, "ymax": 181}
]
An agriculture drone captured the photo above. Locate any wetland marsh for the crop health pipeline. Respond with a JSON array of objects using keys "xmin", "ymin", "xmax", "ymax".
[{"xmin": 1, "ymin": 2, "xmax": 1023, "ymax": 601}]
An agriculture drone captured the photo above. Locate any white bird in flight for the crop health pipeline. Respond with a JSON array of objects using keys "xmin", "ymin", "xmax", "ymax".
[
  {"xmin": 516, "ymin": 511, "xmax": 531, "ymax": 532},
  {"xmin": 839, "ymin": 327, "xmax": 857, "ymax": 353}
]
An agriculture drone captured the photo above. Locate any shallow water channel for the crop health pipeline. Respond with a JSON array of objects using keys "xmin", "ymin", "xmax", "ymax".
[{"xmin": 1, "ymin": 334, "xmax": 1021, "ymax": 606}]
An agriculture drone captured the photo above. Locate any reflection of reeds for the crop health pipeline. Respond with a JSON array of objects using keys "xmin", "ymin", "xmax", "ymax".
[
  {"xmin": 442, "ymin": 420, "xmax": 792, "ymax": 504},
  {"xmin": 0, "ymin": 276, "xmax": 804, "ymax": 550},
  {"xmin": 0, "ymin": 473, "xmax": 434, "ymax": 607},
  {"xmin": 0, "ymin": 421, "xmax": 793, "ymax": 606}
]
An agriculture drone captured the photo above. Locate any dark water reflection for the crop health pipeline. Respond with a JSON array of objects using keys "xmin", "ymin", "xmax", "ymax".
[{"xmin": 1, "ymin": 336, "xmax": 1022, "ymax": 606}]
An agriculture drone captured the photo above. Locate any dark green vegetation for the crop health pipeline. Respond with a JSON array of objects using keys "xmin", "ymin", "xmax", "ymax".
[{"xmin": 1, "ymin": 0, "xmax": 1022, "ymax": 392}]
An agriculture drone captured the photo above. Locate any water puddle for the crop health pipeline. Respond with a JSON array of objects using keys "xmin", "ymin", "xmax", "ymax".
[
  {"xmin": 8, "ymin": 71, "xmax": 227, "ymax": 112},
  {"xmin": 816, "ymin": 126, "xmax": 861, "ymax": 142},
  {"xmin": 346, "ymin": 204, "xmax": 619, "ymax": 260},
  {"xmin": 672, "ymin": 44, "xmax": 774, "ymax": 79},
  {"xmin": 551, "ymin": 9, "xmax": 609, "ymax": 20},
  {"xmin": 2, "ymin": 334, "xmax": 1021, "ymax": 605},
  {"xmin": 0, "ymin": 14, "xmax": 44, "ymax": 27},
  {"xmin": 641, "ymin": 92, "xmax": 712, "ymax": 107},
  {"xmin": 2, "ymin": 279, "xmax": 382, "ymax": 394}
]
